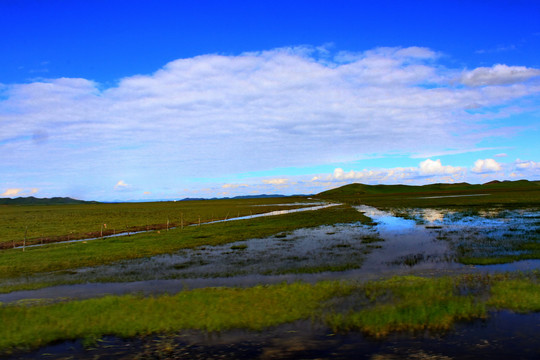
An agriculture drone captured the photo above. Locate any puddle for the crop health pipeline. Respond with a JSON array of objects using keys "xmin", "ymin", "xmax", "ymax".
[
  {"xmin": 398, "ymin": 207, "xmax": 540, "ymax": 261},
  {"xmin": 417, "ymin": 193, "xmax": 491, "ymax": 199},
  {"xmin": 250, "ymin": 202, "xmax": 326, "ymax": 207},
  {"xmin": 203, "ymin": 203, "xmax": 338, "ymax": 224}
]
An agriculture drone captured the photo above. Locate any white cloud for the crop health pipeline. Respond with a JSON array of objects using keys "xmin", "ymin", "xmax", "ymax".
[
  {"xmin": 316, "ymin": 159, "xmax": 465, "ymax": 184},
  {"xmin": 262, "ymin": 178, "xmax": 289, "ymax": 185},
  {"xmin": 0, "ymin": 188, "xmax": 39, "ymax": 197},
  {"xmin": 460, "ymin": 64, "xmax": 540, "ymax": 86},
  {"xmin": 515, "ymin": 159, "xmax": 540, "ymax": 170},
  {"xmin": 494, "ymin": 153, "xmax": 508, "ymax": 157},
  {"xmin": 114, "ymin": 180, "xmax": 129, "ymax": 189},
  {"xmin": 1, "ymin": 46, "xmax": 539, "ymax": 200},
  {"xmin": 471, "ymin": 159, "xmax": 503, "ymax": 173},
  {"xmin": 418, "ymin": 159, "xmax": 462, "ymax": 175},
  {"xmin": 222, "ymin": 183, "xmax": 249, "ymax": 189},
  {"xmin": 1, "ymin": 188, "xmax": 22, "ymax": 197}
]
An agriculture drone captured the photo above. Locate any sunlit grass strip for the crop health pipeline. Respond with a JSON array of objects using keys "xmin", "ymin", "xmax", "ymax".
[
  {"xmin": 325, "ymin": 274, "xmax": 540, "ymax": 337},
  {"xmin": 2, "ymin": 274, "xmax": 539, "ymax": 353},
  {"xmin": 0, "ymin": 282, "xmax": 352, "ymax": 353},
  {"xmin": 487, "ymin": 279, "xmax": 540, "ymax": 312},
  {"xmin": 325, "ymin": 276, "xmax": 487, "ymax": 337}
]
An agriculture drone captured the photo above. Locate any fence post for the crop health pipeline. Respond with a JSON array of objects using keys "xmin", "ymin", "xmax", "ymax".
[{"xmin": 23, "ymin": 226, "xmax": 27, "ymax": 251}]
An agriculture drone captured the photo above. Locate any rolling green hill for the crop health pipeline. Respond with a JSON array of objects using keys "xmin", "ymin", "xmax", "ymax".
[{"xmin": 317, "ymin": 180, "xmax": 540, "ymax": 207}]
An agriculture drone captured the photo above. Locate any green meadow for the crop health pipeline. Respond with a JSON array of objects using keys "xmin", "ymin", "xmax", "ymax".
[
  {"xmin": 318, "ymin": 179, "xmax": 540, "ymax": 208},
  {"xmin": 0, "ymin": 204, "xmax": 369, "ymax": 282},
  {"xmin": 1, "ymin": 181, "xmax": 540, "ymax": 356},
  {"xmin": 0, "ymin": 197, "xmax": 313, "ymax": 248}
]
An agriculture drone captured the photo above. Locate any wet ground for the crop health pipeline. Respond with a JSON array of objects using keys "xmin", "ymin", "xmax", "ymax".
[
  {"xmin": 2, "ymin": 205, "xmax": 540, "ymax": 359},
  {"xmin": 7, "ymin": 312, "xmax": 540, "ymax": 359},
  {"xmin": 2, "ymin": 205, "xmax": 540, "ymax": 303}
]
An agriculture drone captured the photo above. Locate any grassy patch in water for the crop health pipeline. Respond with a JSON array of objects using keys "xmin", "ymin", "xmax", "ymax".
[
  {"xmin": 458, "ymin": 242, "xmax": 540, "ymax": 265},
  {"xmin": 0, "ymin": 281, "xmax": 352, "ymax": 353},
  {"xmin": 487, "ymin": 278, "xmax": 540, "ymax": 312},
  {"xmin": 0, "ymin": 205, "xmax": 370, "ymax": 282},
  {"xmin": 360, "ymin": 235, "xmax": 383, "ymax": 244},
  {"xmin": 383, "ymin": 206, "xmax": 540, "ymax": 267},
  {"xmin": 264, "ymin": 262, "xmax": 363, "ymax": 275},
  {"xmin": 1, "ymin": 273, "xmax": 540, "ymax": 353},
  {"xmin": 325, "ymin": 276, "xmax": 487, "ymax": 337}
]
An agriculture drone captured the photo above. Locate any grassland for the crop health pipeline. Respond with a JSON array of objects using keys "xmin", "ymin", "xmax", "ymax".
[
  {"xmin": 1, "ymin": 273, "xmax": 539, "ymax": 354},
  {"xmin": 0, "ymin": 197, "xmax": 314, "ymax": 248},
  {"xmin": 0, "ymin": 204, "xmax": 370, "ymax": 285},
  {"xmin": 318, "ymin": 180, "xmax": 540, "ymax": 208},
  {"xmin": 2, "ymin": 182, "xmax": 540, "ymax": 356}
]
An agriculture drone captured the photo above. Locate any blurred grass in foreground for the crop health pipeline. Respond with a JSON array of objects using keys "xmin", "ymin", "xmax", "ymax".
[{"xmin": 1, "ymin": 273, "xmax": 539, "ymax": 353}]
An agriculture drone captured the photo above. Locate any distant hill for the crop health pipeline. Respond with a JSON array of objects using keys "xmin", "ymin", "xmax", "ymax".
[
  {"xmin": 318, "ymin": 180, "xmax": 540, "ymax": 198},
  {"xmin": 0, "ymin": 196, "xmax": 98, "ymax": 205}
]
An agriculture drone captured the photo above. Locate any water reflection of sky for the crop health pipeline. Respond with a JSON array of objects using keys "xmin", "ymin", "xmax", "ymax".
[{"xmin": 357, "ymin": 205, "xmax": 416, "ymax": 232}]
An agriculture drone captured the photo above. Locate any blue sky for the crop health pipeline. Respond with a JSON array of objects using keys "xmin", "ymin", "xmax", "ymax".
[{"xmin": 1, "ymin": 0, "xmax": 539, "ymax": 201}]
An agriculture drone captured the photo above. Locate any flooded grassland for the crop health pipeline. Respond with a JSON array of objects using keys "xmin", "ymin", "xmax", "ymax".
[{"xmin": 1, "ymin": 202, "xmax": 540, "ymax": 359}]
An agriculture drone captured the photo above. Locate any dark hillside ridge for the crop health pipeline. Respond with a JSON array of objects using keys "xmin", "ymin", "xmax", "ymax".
[
  {"xmin": 318, "ymin": 180, "xmax": 539, "ymax": 198},
  {"xmin": 0, "ymin": 196, "xmax": 98, "ymax": 205}
]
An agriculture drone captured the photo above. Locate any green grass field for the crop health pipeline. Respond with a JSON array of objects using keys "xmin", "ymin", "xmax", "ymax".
[
  {"xmin": 1, "ymin": 182, "xmax": 540, "ymax": 355},
  {"xmin": 0, "ymin": 204, "xmax": 370, "ymax": 284},
  {"xmin": 0, "ymin": 197, "xmax": 315, "ymax": 248}
]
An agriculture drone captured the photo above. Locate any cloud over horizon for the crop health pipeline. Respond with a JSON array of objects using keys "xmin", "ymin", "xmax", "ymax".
[
  {"xmin": 471, "ymin": 159, "xmax": 503, "ymax": 174},
  {"xmin": 1, "ymin": 45, "xmax": 539, "ymax": 200}
]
